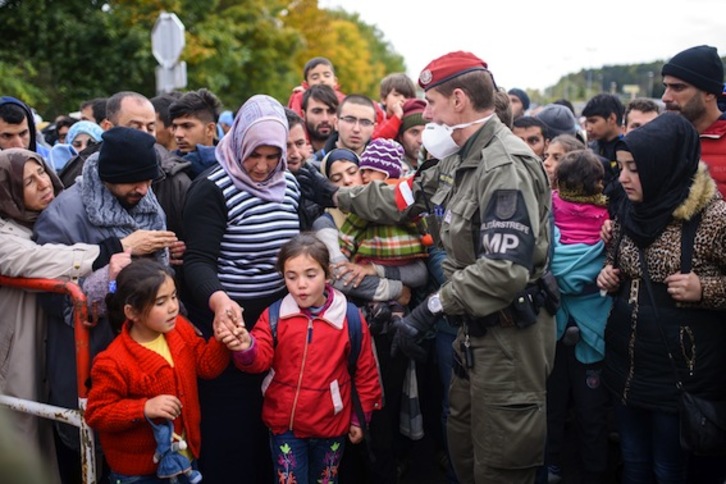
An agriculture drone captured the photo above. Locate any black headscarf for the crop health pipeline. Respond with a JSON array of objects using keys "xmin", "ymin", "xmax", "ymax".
[
  {"xmin": 617, "ymin": 112, "xmax": 700, "ymax": 248},
  {"xmin": 0, "ymin": 148, "xmax": 63, "ymax": 228}
]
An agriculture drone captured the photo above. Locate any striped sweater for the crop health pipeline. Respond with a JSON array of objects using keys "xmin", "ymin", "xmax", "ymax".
[{"xmin": 183, "ymin": 166, "xmax": 300, "ymax": 307}]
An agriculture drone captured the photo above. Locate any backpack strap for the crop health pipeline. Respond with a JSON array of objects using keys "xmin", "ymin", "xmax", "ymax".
[
  {"xmin": 345, "ymin": 302, "xmax": 362, "ymax": 376},
  {"xmin": 269, "ymin": 299, "xmax": 359, "ymax": 357},
  {"xmin": 268, "ymin": 298, "xmax": 283, "ymax": 345},
  {"xmin": 344, "ymin": 303, "xmax": 375, "ymax": 461}
]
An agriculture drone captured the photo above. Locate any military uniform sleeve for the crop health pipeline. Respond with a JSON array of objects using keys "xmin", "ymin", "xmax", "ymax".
[
  {"xmin": 337, "ymin": 162, "xmax": 440, "ymax": 224},
  {"xmin": 439, "ymin": 155, "xmax": 550, "ymax": 317}
]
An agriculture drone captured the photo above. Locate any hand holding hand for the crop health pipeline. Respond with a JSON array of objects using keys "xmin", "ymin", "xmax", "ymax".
[
  {"xmin": 665, "ymin": 272, "xmax": 703, "ymax": 302},
  {"xmin": 210, "ymin": 291, "xmax": 245, "ymax": 338},
  {"xmin": 216, "ymin": 324, "xmax": 251, "ymax": 352},
  {"xmin": 144, "ymin": 394, "xmax": 182, "ymax": 420}
]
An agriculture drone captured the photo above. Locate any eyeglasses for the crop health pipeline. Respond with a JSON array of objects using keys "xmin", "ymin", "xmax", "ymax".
[{"xmin": 339, "ymin": 116, "xmax": 375, "ymax": 128}]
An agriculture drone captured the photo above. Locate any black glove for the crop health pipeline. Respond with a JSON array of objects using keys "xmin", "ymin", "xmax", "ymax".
[
  {"xmin": 389, "ymin": 300, "xmax": 438, "ymax": 362},
  {"xmin": 295, "ymin": 162, "xmax": 339, "ymax": 208},
  {"xmin": 390, "ymin": 316, "xmax": 428, "ymax": 362},
  {"xmin": 364, "ymin": 302, "xmax": 392, "ymax": 336}
]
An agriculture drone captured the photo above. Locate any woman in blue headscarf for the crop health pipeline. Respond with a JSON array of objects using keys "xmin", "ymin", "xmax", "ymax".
[{"xmin": 48, "ymin": 120, "xmax": 103, "ymax": 172}]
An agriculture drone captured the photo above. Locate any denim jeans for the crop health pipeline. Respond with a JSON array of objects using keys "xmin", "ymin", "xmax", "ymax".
[
  {"xmin": 269, "ymin": 431, "xmax": 346, "ymax": 484},
  {"xmin": 614, "ymin": 403, "xmax": 686, "ymax": 484}
]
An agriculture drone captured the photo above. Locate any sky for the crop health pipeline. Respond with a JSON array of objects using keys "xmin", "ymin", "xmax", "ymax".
[{"xmin": 319, "ymin": 0, "xmax": 725, "ymax": 93}]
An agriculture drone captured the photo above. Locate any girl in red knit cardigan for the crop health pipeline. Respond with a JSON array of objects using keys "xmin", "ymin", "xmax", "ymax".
[{"xmin": 85, "ymin": 260, "xmax": 230, "ymax": 482}]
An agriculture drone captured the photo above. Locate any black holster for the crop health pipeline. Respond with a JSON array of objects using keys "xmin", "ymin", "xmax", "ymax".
[
  {"xmin": 447, "ymin": 271, "xmax": 560, "ymax": 334},
  {"xmin": 538, "ymin": 271, "xmax": 561, "ymax": 316}
]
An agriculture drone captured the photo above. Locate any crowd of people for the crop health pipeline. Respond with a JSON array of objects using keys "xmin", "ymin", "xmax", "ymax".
[{"xmin": 0, "ymin": 43, "xmax": 725, "ymax": 484}]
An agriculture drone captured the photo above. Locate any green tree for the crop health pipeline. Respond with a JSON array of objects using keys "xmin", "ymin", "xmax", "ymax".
[
  {"xmin": 0, "ymin": 0, "xmax": 155, "ymax": 118},
  {"xmin": 284, "ymin": 3, "xmax": 406, "ymax": 101},
  {"xmin": 0, "ymin": 0, "xmax": 413, "ymax": 120},
  {"xmin": 184, "ymin": 0, "xmax": 302, "ymax": 110}
]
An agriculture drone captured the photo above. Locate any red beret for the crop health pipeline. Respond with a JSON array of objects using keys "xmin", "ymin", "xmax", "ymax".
[{"xmin": 418, "ymin": 51, "xmax": 489, "ymax": 91}]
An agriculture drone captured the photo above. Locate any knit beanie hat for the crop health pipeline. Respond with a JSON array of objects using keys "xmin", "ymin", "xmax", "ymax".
[
  {"xmin": 661, "ymin": 45, "xmax": 724, "ymax": 95},
  {"xmin": 399, "ymin": 99, "xmax": 427, "ymax": 135},
  {"xmin": 508, "ymin": 88, "xmax": 530, "ymax": 111},
  {"xmin": 320, "ymin": 148, "xmax": 360, "ymax": 180},
  {"xmin": 359, "ymin": 138, "xmax": 404, "ymax": 179},
  {"xmin": 536, "ymin": 104, "xmax": 580, "ymax": 139},
  {"xmin": 98, "ymin": 127, "xmax": 160, "ymax": 183}
]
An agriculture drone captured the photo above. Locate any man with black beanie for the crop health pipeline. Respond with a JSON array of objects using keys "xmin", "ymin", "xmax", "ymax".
[
  {"xmin": 508, "ymin": 87, "xmax": 530, "ymax": 120},
  {"xmin": 662, "ymin": 44, "xmax": 726, "ymax": 197},
  {"xmin": 662, "ymin": 43, "xmax": 726, "ymax": 484},
  {"xmin": 32, "ymin": 126, "xmax": 179, "ymax": 483}
]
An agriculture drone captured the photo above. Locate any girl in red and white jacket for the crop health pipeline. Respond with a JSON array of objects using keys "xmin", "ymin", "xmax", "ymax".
[
  {"xmin": 85, "ymin": 260, "xmax": 230, "ymax": 481},
  {"xmin": 216, "ymin": 232, "xmax": 382, "ymax": 484}
]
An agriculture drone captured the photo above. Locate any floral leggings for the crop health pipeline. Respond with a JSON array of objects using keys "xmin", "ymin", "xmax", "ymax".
[{"xmin": 269, "ymin": 431, "xmax": 346, "ymax": 484}]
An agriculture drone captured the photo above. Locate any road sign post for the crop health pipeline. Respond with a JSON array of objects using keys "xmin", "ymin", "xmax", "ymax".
[{"xmin": 151, "ymin": 12, "xmax": 187, "ymax": 94}]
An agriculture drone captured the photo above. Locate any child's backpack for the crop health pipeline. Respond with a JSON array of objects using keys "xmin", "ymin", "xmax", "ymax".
[{"xmin": 267, "ymin": 299, "xmax": 370, "ymax": 440}]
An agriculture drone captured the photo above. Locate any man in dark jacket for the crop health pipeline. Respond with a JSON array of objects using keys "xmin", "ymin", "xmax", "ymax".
[{"xmin": 168, "ymin": 88, "xmax": 221, "ymax": 179}]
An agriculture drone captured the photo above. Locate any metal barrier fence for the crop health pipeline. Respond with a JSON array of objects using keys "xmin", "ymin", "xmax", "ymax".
[{"xmin": 0, "ymin": 275, "xmax": 96, "ymax": 484}]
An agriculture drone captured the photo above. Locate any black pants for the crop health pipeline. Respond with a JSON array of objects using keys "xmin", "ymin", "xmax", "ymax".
[
  {"xmin": 339, "ymin": 330, "xmax": 416, "ymax": 484},
  {"xmin": 546, "ymin": 340, "xmax": 610, "ymax": 482}
]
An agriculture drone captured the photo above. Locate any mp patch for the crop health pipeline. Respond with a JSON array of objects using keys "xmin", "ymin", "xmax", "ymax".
[{"xmin": 480, "ymin": 189, "xmax": 535, "ymax": 270}]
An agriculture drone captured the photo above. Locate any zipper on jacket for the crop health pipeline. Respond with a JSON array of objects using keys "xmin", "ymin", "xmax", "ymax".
[{"xmin": 289, "ymin": 317, "xmax": 313, "ymax": 430}]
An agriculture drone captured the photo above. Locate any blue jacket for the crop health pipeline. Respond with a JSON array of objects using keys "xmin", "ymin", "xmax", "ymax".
[{"xmin": 550, "ymin": 227, "xmax": 612, "ymax": 363}]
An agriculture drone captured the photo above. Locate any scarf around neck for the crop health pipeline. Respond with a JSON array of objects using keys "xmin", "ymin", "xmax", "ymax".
[{"xmin": 79, "ymin": 152, "xmax": 168, "ymax": 263}]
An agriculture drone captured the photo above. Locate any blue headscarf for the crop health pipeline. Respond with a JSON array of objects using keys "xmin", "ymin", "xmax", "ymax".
[
  {"xmin": 66, "ymin": 120, "xmax": 103, "ymax": 146},
  {"xmin": 48, "ymin": 121, "xmax": 104, "ymax": 171}
]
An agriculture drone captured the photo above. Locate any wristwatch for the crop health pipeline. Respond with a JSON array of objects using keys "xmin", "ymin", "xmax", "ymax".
[{"xmin": 427, "ymin": 292, "xmax": 443, "ymax": 315}]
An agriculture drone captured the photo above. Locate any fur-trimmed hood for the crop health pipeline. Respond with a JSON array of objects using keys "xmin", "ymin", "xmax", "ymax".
[{"xmin": 673, "ymin": 162, "xmax": 719, "ymax": 221}]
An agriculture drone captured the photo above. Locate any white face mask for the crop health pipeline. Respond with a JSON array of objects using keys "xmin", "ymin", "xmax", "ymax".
[{"xmin": 421, "ymin": 115, "xmax": 494, "ymax": 160}]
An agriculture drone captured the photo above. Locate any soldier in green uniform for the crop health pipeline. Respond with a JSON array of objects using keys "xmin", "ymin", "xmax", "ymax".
[{"xmin": 299, "ymin": 51, "xmax": 556, "ymax": 484}]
